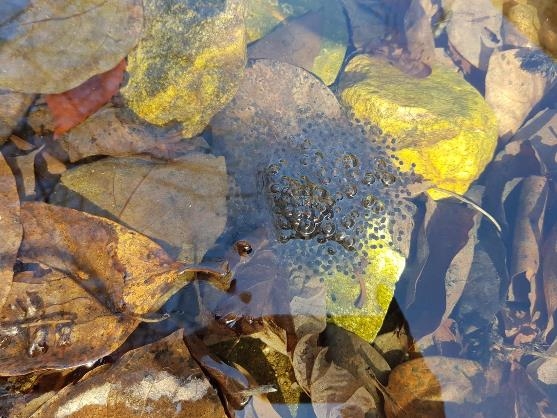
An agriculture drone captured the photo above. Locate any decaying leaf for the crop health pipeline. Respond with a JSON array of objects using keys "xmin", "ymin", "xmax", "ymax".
[
  {"xmin": 14, "ymin": 329, "xmax": 227, "ymax": 417},
  {"xmin": 0, "ymin": 0, "xmax": 143, "ymax": 93},
  {"xmin": 46, "ymin": 60, "xmax": 126, "ymax": 137},
  {"xmin": 247, "ymin": 0, "xmax": 348, "ymax": 85},
  {"xmin": 385, "ymin": 356, "xmax": 484, "ymax": 418},
  {"xmin": 485, "ymin": 48, "xmax": 557, "ymax": 140},
  {"xmin": 184, "ymin": 332, "xmax": 252, "ymax": 412},
  {"xmin": 0, "ymin": 202, "xmax": 221, "ymax": 375},
  {"xmin": 3, "ymin": 137, "xmax": 44, "ymax": 200},
  {"xmin": 540, "ymin": 223, "xmax": 557, "ymax": 342},
  {"xmin": 404, "ymin": 0, "xmax": 437, "ymax": 67},
  {"xmin": 50, "ymin": 153, "xmax": 227, "ymax": 262},
  {"xmin": 0, "ymin": 152, "xmax": 21, "ymax": 309},
  {"xmin": 414, "ymin": 187, "xmax": 508, "ymax": 354},
  {"xmin": 310, "ymin": 348, "xmax": 377, "ymax": 417},
  {"xmin": 121, "ymin": 0, "xmax": 246, "ymax": 137},
  {"xmin": 57, "ymin": 107, "xmax": 186, "ymax": 162},
  {"xmin": 398, "ymin": 196, "xmax": 475, "ymax": 339},
  {"xmin": 340, "ymin": 0, "xmax": 389, "ymax": 51},
  {"xmin": 0, "ymin": 90, "xmax": 34, "ymax": 144},
  {"xmin": 443, "ymin": 0, "xmax": 502, "ymax": 69}
]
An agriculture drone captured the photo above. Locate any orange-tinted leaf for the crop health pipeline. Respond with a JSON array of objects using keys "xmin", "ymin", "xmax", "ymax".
[
  {"xmin": 0, "ymin": 202, "xmax": 200, "ymax": 375},
  {"xmin": 46, "ymin": 59, "xmax": 126, "ymax": 137},
  {"xmin": 385, "ymin": 356, "xmax": 483, "ymax": 418}
]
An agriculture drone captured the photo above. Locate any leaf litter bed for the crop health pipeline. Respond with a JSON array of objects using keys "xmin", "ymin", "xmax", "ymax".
[{"xmin": 1, "ymin": 0, "xmax": 557, "ymax": 417}]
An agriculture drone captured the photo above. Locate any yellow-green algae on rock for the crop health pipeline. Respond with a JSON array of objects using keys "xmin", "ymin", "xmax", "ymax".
[
  {"xmin": 339, "ymin": 55, "xmax": 498, "ymax": 199},
  {"xmin": 326, "ymin": 229, "xmax": 406, "ymax": 342},
  {"xmin": 121, "ymin": 0, "xmax": 246, "ymax": 137},
  {"xmin": 245, "ymin": 0, "xmax": 322, "ymax": 43}
]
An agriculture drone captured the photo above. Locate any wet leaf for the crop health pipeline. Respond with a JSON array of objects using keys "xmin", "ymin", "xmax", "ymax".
[
  {"xmin": 398, "ymin": 196, "xmax": 475, "ymax": 339},
  {"xmin": 540, "ymin": 223, "xmax": 557, "ymax": 342},
  {"xmin": 4, "ymin": 137, "xmax": 43, "ymax": 200},
  {"xmin": 508, "ymin": 176, "xmax": 547, "ymax": 307},
  {"xmin": 184, "ymin": 332, "xmax": 251, "ymax": 412},
  {"xmin": 16, "ymin": 329, "xmax": 227, "ymax": 417},
  {"xmin": 247, "ymin": 0, "xmax": 348, "ymax": 85},
  {"xmin": 50, "ymin": 154, "xmax": 227, "ymax": 262},
  {"xmin": 0, "ymin": 90, "xmax": 34, "ymax": 144},
  {"xmin": 0, "ymin": 202, "xmax": 200, "ymax": 375},
  {"xmin": 0, "ymin": 152, "xmax": 22, "ymax": 309},
  {"xmin": 527, "ymin": 338, "xmax": 557, "ymax": 387},
  {"xmin": 444, "ymin": 0, "xmax": 502, "ymax": 69},
  {"xmin": 416, "ymin": 187, "xmax": 508, "ymax": 355},
  {"xmin": 385, "ymin": 356, "xmax": 484, "ymax": 418},
  {"xmin": 485, "ymin": 48, "xmax": 557, "ymax": 140},
  {"xmin": 404, "ymin": 0, "xmax": 437, "ymax": 68},
  {"xmin": 121, "ymin": 0, "xmax": 246, "ymax": 137},
  {"xmin": 57, "ymin": 107, "xmax": 187, "ymax": 162},
  {"xmin": 486, "ymin": 362, "xmax": 552, "ymax": 418},
  {"xmin": 0, "ymin": 0, "xmax": 143, "ymax": 94},
  {"xmin": 310, "ymin": 348, "xmax": 377, "ymax": 417},
  {"xmin": 323, "ymin": 324, "xmax": 391, "ymax": 385},
  {"xmin": 208, "ymin": 337, "xmax": 300, "ymax": 417},
  {"xmin": 509, "ymin": 108, "xmax": 557, "ymax": 173},
  {"xmin": 448, "ymin": 220, "xmax": 508, "ymax": 360},
  {"xmin": 45, "ymin": 60, "xmax": 126, "ymax": 137},
  {"xmin": 245, "ymin": 0, "xmax": 322, "ymax": 42},
  {"xmin": 340, "ymin": 0, "xmax": 390, "ymax": 51}
]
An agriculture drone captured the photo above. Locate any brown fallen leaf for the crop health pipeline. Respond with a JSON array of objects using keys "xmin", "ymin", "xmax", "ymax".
[
  {"xmin": 340, "ymin": 0, "xmax": 389, "ymax": 51},
  {"xmin": 50, "ymin": 154, "xmax": 227, "ymax": 262},
  {"xmin": 385, "ymin": 356, "xmax": 484, "ymax": 418},
  {"xmin": 398, "ymin": 196, "xmax": 475, "ymax": 339},
  {"xmin": 310, "ymin": 348, "xmax": 377, "ymax": 418},
  {"xmin": 540, "ymin": 223, "xmax": 557, "ymax": 342},
  {"xmin": 4, "ymin": 137, "xmax": 44, "ymax": 200},
  {"xmin": 46, "ymin": 60, "xmax": 127, "ymax": 137},
  {"xmin": 0, "ymin": 0, "xmax": 143, "ymax": 94},
  {"xmin": 404, "ymin": 0, "xmax": 437, "ymax": 68},
  {"xmin": 483, "ymin": 361, "xmax": 552, "ymax": 418},
  {"xmin": 0, "ymin": 152, "xmax": 21, "ymax": 309},
  {"xmin": 0, "ymin": 202, "xmax": 228, "ymax": 375},
  {"xmin": 509, "ymin": 108, "xmax": 557, "ymax": 176},
  {"xmin": 12, "ymin": 329, "xmax": 227, "ymax": 417},
  {"xmin": 184, "ymin": 332, "xmax": 251, "ymax": 413},
  {"xmin": 485, "ymin": 48, "xmax": 557, "ymax": 140},
  {"xmin": 508, "ymin": 176, "xmax": 547, "ymax": 309},
  {"xmin": 57, "ymin": 107, "xmax": 185, "ymax": 162},
  {"xmin": 444, "ymin": 0, "xmax": 502, "ymax": 70}
]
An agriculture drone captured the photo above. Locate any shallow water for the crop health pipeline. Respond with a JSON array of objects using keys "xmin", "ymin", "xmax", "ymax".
[{"xmin": 1, "ymin": 0, "xmax": 557, "ymax": 417}]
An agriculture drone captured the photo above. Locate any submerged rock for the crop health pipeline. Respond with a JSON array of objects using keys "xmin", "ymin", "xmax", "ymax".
[
  {"xmin": 339, "ymin": 54, "xmax": 498, "ymax": 199},
  {"xmin": 122, "ymin": 0, "xmax": 246, "ymax": 137}
]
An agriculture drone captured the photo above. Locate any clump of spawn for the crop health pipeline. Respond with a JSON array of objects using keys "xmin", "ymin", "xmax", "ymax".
[{"xmin": 260, "ymin": 114, "xmax": 418, "ymax": 277}]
